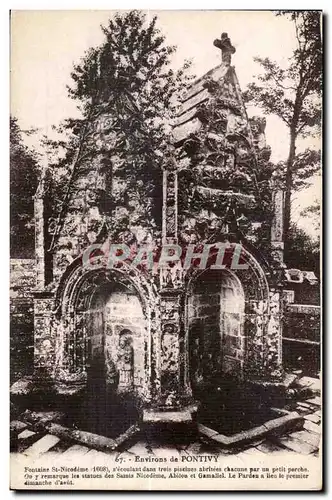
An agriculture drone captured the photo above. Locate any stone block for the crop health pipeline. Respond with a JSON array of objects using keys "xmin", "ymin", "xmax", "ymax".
[
  {"xmin": 61, "ymin": 444, "xmax": 91, "ymax": 456},
  {"xmin": 291, "ymin": 430, "xmax": 320, "ymax": 448},
  {"xmin": 204, "ymin": 314, "xmax": 221, "ymax": 326},
  {"xmin": 303, "ymin": 420, "xmax": 321, "ymax": 435},
  {"xmin": 10, "ymin": 420, "xmax": 28, "ymax": 434},
  {"xmin": 18, "ymin": 429, "xmax": 36, "ymax": 440},
  {"xmin": 278, "ymin": 436, "xmax": 317, "ymax": 455},
  {"xmin": 231, "ymin": 425, "xmax": 268, "ymax": 444},
  {"xmin": 197, "ymin": 305, "xmax": 220, "ymax": 317},
  {"xmin": 222, "ymin": 356, "xmax": 242, "ymax": 375},
  {"xmin": 263, "ymin": 412, "xmax": 304, "ymax": 434},
  {"xmin": 223, "ymin": 344, "xmax": 237, "ymax": 358},
  {"xmin": 143, "ymin": 410, "xmax": 192, "ymax": 424},
  {"xmin": 24, "ymin": 434, "xmax": 60, "ymax": 457},
  {"xmin": 179, "ymin": 88, "xmax": 210, "ymax": 116},
  {"xmin": 48, "ymin": 423, "xmax": 118, "ymax": 452},
  {"xmin": 236, "ymin": 349, "xmax": 244, "ymax": 360},
  {"xmin": 172, "ymin": 107, "xmax": 198, "ymax": 127},
  {"xmin": 197, "ymin": 423, "xmax": 219, "ymax": 438},
  {"xmin": 224, "ymin": 314, "xmax": 241, "ymax": 336},
  {"xmin": 306, "ymin": 397, "xmax": 321, "ymax": 407},
  {"xmin": 10, "ymin": 378, "xmax": 34, "ymax": 396},
  {"xmin": 297, "ymin": 376, "xmax": 321, "ymax": 395},
  {"xmin": 173, "ymin": 118, "xmax": 202, "ymax": 144},
  {"xmin": 304, "ymin": 413, "xmax": 320, "ymax": 424},
  {"xmin": 224, "ymin": 335, "xmax": 241, "ymax": 349},
  {"xmin": 256, "ymin": 441, "xmax": 288, "ymax": 454},
  {"xmin": 21, "ymin": 410, "xmax": 66, "ymax": 428}
]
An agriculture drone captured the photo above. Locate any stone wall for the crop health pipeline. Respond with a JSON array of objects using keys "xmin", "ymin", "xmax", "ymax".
[
  {"xmin": 282, "ymin": 303, "xmax": 320, "ymax": 376},
  {"xmin": 286, "ymin": 282, "xmax": 320, "ymax": 306},
  {"xmin": 188, "ymin": 271, "xmax": 245, "ymax": 389},
  {"xmin": 10, "ymin": 259, "xmax": 35, "ymax": 382}
]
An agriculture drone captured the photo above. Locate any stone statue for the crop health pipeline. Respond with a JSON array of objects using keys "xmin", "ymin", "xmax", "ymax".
[
  {"xmin": 105, "ymin": 348, "xmax": 118, "ymax": 386},
  {"xmin": 117, "ymin": 332, "xmax": 134, "ymax": 392}
]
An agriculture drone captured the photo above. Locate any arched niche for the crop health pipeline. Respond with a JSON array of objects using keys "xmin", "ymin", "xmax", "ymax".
[
  {"xmin": 185, "ymin": 268, "xmax": 245, "ymax": 394},
  {"xmin": 183, "ymin": 245, "xmax": 278, "ymax": 391},
  {"xmin": 54, "ymin": 261, "xmax": 161, "ymax": 403}
]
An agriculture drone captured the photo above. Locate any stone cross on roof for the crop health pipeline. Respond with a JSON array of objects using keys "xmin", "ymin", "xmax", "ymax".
[{"xmin": 213, "ymin": 33, "xmax": 236, "ymax": 66}]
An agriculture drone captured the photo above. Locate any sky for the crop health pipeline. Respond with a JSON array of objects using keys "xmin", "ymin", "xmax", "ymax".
[{"xmin": 10, "ymin": 10, "xmax": 321, "ymax": 237}]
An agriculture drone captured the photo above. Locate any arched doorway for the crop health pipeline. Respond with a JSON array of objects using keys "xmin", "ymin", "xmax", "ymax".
[
  {"xmin": 79, "ymin": 280, "xmax": 148, "ymax": 437},
  {"xmin": 187, "ymin": 268, "xmax": 245, "ymax": 394},
  {"xmin": 184, "ymin": 261, "xmax": 281, "ymax": 436},
  {"xmin": 183, "ymin": 244, "xmax": 281, "ymax": 392},
  {"xmin": 56, "ymin": 264, "xmax": 154, "ymax": 438}
]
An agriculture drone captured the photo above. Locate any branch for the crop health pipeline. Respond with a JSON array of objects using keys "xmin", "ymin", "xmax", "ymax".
[{"xmin": 268, "ymin": 71, "xmax": 297, "ymax": 92}]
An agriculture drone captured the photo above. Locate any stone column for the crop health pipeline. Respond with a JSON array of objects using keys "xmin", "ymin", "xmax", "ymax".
[
  {"xmin": 159, "ymin": 290, "xmax": 183, "ymax": 407},
  {"xmin": 54, "ymin": 308, "xmax": 87, "ymax": 395},
  {"xmin": 265, "ymin": 290, "xmax": 283, "ymax": 377},
  {"xmin": 268, "ymin": 189, "xmax": 285, "ymax": 379},
  {"xmin": 33, "ymin": 293, "xmax": 55, "ymax": 381},
  {"xmin": 245, "ymin": 298, "xmax": 269, "ymax": 379},
  {"xmin": 162, "ymin": 164, "xmax": 178, "ymax": 244},
  {"xmin": 271, "ymin": 189, "xmax": 284, "ymax": 265},
  {"xmin": 34, "ymin": 188, "xmax": 47, "ymax": 291},
  {"xmin": 149, "ymin": 159, "xmax": 196, "ymax": 417},
  {"xmin": 34, "ymin": 176, "xmax": 53, "ymax": 290},
  {"xmin": 245, "ymin": 294, "xmax": 283, "ymax": 381}
]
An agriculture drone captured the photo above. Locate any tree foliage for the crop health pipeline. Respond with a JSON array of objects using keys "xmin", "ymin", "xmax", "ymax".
[
  {"xmin": 243, "ymin": 10, "xmax": 322, "ymax": 243},
  {"xmin": 10, "ymin": 117, "xmax": 39, "ymax": 257},
  {"xmin": 285, "ymin": 222, "xmax": 320, "ymax": 275},
  {"xmin": 300, "ymin": 198, "xmax": 320, "ymax": 233}
]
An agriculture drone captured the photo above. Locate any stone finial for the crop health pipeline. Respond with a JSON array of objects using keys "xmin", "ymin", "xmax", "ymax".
[{"xmin": 213, "ymin": 32, "xmax": 236, "ymax": 65}]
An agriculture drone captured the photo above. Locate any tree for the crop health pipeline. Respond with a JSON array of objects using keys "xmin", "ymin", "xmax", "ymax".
[
  {"xmin": 47, "ymin": 10, "xmax": 193, "ymax": 250},
  {"xmin": 285, "ymin": 223, "xmax": 320, "ymax": 276},
  {"xmin": 243, "ymin": 11, "xmax": 322, "ymax": 244},
  {"xmin": 300, "ymin": 199, "xmax": 320, "ymax": 233},
  {"xmin": 10, "ymin": 116, "xmax": 39, "ymax": 257}
]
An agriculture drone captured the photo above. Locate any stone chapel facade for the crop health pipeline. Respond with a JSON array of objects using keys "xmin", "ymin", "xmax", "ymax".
[{"xmin": 32, "ymin": 34, "xmax": 286, "ymax": 421}]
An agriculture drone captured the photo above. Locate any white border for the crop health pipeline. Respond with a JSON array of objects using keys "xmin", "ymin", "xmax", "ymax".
[{"xmin": 2, "ymin": 3, "xmax": 329, "ymax": 499}]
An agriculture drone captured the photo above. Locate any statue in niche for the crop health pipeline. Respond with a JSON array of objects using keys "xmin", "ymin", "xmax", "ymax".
[
  {"xmin": 117, "ymin": 330, "xmax": 134, "ymax": 392},
  {"xmin": 105, "ymin": 348, "xmax": 118, "ymax": 386}
]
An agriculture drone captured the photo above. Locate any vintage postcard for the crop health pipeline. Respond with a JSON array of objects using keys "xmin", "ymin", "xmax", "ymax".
[{"xmin": 10, "ymin": 9, "xmax": 322, "ymax": 490}]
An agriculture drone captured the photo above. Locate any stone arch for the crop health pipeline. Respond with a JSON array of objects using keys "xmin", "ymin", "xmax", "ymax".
[
  {"xmin": 53, "ymin": 259, "xmax": 161, "ymax": 402},
  {"xmin": 185, "ymin": 268, "xmax": 245, "ymax": 394},
  {"xmin": 183, "ymin": 245, "xmax": 281, "ymax": 390}
]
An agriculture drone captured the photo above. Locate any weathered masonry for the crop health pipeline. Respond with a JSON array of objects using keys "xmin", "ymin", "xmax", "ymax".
[{"xmin": 30, "ymin": 34, "xmax": 308, "ymax": 423}]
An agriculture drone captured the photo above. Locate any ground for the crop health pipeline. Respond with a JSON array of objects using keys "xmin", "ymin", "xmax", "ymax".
[{"xmin": 10, "ymin": 376, "xmax": 321, "ymax": 462}]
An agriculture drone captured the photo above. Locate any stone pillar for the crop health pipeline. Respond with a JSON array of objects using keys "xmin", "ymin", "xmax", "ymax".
[
  {"xmin": 159, "ymin": 290, "xmax": 183, "ymax": 407},
  {"xmin": 162, "ymin": 164, "xmax": 178, "ymax": 245},
  {"xmin": 245, "ymin": 294, "xmax": 283, "ymax": 380},
  {"xmin": 148, "ymin": 159, "xmax": 196, "ymax": 417},
  {"xmin": 33, "ymin": 294, "xmax": 55, "ymax": 380},
  {"xmin": 34, "ymin": 177, "xmax": 53, "ymax": 290},
  {"xmin": 54, "ymin": 308, "xmax": 87, "ymax": 395},
  {"xmin": 271, "ymin": 189, "xmax": 284, "ymax": 265},
  {"xmin": 268, "ymin": 188, "xmax": 285, "ymax": 378},
  {"xmin": 245, "ymin": 298, "xmax": 269, "ymax": 379},
  {"xmin": 34, "ymin": 189, "xmax": 47, "ymax": 290},
  {"xmin": 265, "ymin": 290, "xmax": 283, "ymax": 377}
]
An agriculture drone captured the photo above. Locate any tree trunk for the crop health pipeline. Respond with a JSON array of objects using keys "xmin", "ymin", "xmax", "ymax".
[{"xmin": 283, "ymin": 129, "xmax": 297, "ymax": 243}]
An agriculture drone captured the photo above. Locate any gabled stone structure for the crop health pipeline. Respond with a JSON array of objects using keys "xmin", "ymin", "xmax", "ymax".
[{"xmin": 32, "ymin": 34, "xmax": 286, "ymax": 424}]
